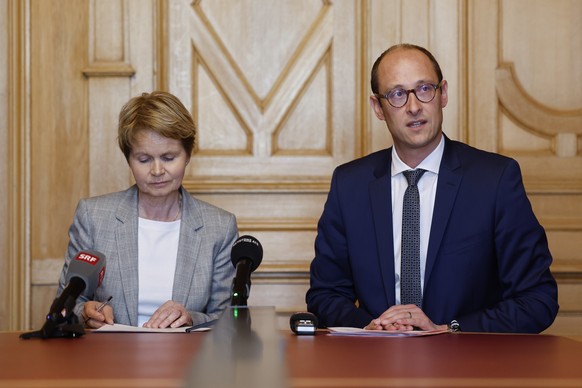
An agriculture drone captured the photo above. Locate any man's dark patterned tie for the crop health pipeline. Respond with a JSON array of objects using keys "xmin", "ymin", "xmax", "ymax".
[{"xmin": 401, "ymin": 169, "xmax": 426, "ymax": 308}]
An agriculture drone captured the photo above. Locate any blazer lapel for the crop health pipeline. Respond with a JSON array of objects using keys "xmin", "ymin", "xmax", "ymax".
[
  {"xmin": 370, "ymin": 150, "xmax": 396, "ymax": 306},
  {"xmin": 172, "ymin": 187, "xmax": 203, "ymax": 306},
  {"xmin": 115, "ymin": 186, "xmax": 140, "ymax": 326},
  {"xmin": 424, "ymin": 138, "xmax": 462, "ymax": 288}
]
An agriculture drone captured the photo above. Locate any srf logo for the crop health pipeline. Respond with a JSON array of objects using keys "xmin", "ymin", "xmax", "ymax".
[{"xmin": 75, "ymin": 252, "xmax": 99, "ymax": 265}]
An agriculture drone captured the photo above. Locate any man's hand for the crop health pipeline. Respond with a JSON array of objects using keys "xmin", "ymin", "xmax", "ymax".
[{"xmin": 364, "ymin": 304, "xmax": 447, "ymax": 331}]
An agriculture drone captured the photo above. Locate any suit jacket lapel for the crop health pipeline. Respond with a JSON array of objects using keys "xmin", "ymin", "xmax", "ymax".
[
  {"xmin": 425, "ymin": 138, "xmax": 462, "ymax": 288},
  {"xmin": 370, "ymin": 150, "xmax": 396, "ymax": 306},
  {"xmin": 172, "ymin": 187, "xmax": 203, "ymax": 306},
  {"xmin": 115, "ymin": 186, "xmax": 140, "ymax": 326}
]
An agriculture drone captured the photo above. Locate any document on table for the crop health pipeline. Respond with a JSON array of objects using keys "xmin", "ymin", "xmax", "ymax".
[
  {"xmin": 94, "ymin": 323, "xmax": 211, "ymax": 333},
  {"xmin": 327, "ymin": 327, "xmax": 449, "ymax": 337}
]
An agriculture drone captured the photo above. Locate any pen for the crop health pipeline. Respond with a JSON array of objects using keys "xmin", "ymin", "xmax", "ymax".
[
  {"xmin": 85, "ymin": 296, "xmax": 113, "ymax": 324},
  {"xmin": 185, "ymin": 319, "xmax": 217, "ymax": 332}
]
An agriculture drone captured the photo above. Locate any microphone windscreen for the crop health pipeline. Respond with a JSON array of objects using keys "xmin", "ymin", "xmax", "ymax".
[
  {"xmin": 231, "ymin": 235, "xmax": 263, "ymax": 272},
  {"xmin": 65, "ymin": 250, "xmax": 106, "ymax": 297}
]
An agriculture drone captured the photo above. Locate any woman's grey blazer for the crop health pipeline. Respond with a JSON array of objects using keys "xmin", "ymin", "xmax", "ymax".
[{"xmin": 57, "ymin": 185, "xmax": 238, "ymax": 326}]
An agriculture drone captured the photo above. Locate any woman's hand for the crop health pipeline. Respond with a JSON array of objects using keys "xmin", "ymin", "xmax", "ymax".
[
  {"xmin": 83, "ymin": 301, "xmax": 114, "ymax": 328},
  {"xmin": 143, "ymin": 300, "xmax": 193, "ymax": 328}
]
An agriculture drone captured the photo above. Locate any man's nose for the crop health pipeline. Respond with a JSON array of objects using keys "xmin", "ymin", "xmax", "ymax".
[{"xmin": 406, "ymin": 91, "xmax": 422, "ymax": 114}]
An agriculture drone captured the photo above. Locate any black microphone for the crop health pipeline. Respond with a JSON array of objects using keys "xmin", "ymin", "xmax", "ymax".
[
  {"xmin": 21, "ymin": 250, "xmax": 106, "ymax": 339},
  {"xmin": 42, "ymin": 250, "xmax": 106, "ymax": 338},
  {"xmin": 230, "ymin": 235, "xmax": 263, "ymax": 306}
]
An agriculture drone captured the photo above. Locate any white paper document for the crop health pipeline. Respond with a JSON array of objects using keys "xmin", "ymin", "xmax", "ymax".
[
  {"xmin": 94, "ymin": 323, "xmax": 211, "ymax": 333},
  {"xmin": 327, "ymin": 327, "xmax": 449, "ymax": 337}
]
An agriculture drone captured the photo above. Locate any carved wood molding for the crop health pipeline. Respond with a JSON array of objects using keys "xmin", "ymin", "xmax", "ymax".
[
  {"xmin": 183, "ymin": 178, "xmax": 330, "ymax": 193},
  {"xmin": 187, "ymin": 1, "xmax": 334, "ymax": 158},
  {"xmin": 253, "ymin": 270, "xmax": 310, "ymax": 280},
  {"xmin": 7, "ymin": 0, "xmax": 29, "ymax": 330},
  {"xmin": 83, "ymin": 0, "xmax": 135, "ymax": 78},
  {"xmin": 271, "ymin": 48, "xmax": 333, "ymax": 156},
  {"xmin": 496, "ymin": 63, "xmax": 582, "ymax": 158},
  {"xmin": 496, "ymin": 63, "xmax": 582, "ymax": 136},
  {"xmin": 524, "ymin": 178, "xmax": 582, "ymax": 194},
  {"xmin": 82, "ymin": 62, "xmax": 136, "ymax": 78},
  {"xmin": 237, "ymin": 218, "xmax": 317, "ymax": 232},
  {"xmin": 552, "ymin": 260, "xmax": 582, "ymax": 279},
  {"xmin": 537, "ymin": 216, "xmax": 582, "ymax": 231},
  {"xmin": 191, "ymin": 0, "xmax": 332, "ymax": 112}
]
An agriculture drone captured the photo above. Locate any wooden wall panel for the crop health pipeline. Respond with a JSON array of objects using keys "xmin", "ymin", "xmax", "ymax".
[
  {"xmin": 163, "ymin": 0, "xmax": 360, "ymax": 320},
  {"xmin": 26, "ymin": 0, "xmax": 156, "ymax": 328},
  {"xmin": 2, "ymin": 0, "xmax": 29, "ymax": 331},
  {"xmin": 168, "ymin": 0, "xmax": 357, "ymax": 178},
  {"xmin": 29, "ymin": 0, "xmax": 89, "ymax": 261},
  {"xmin": 0, "ymin": 0, "xmax": 12, "ymax": 329},
  {"xmin": 469, "ymin": 0, "xmax": 582, "ymax": 335}
]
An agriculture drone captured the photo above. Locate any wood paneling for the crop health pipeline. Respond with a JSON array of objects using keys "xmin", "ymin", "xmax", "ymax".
[
  {"xmin": 164, "ymin": 0, "xmax": 359, "ymax": 324},
  {"xmin": 2, "ymin": 0, "xmax": 28, "ymax": 331},
  {"xmin": 30, "ymin": 0, "xmax": 89, "ymax": 260},
  {"xmin": 468, "ymin": 0, "xmax": 582, "ymax": 335},
  {"xmin": 0, "ymin": 0, "xmax": 8, "ymax": 327}
]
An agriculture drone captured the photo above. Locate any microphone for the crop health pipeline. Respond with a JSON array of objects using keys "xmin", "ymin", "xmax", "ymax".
[
  {"xmin": 42, "ymin": 250, "xmax": 106, "ymax": 338},
  {"xmin": 21, "ymin": 250, "xmax": 106, "ymax": 339},
  {"xmin": 65, "ymin": 250, "xmax": 106, "ymax": 296},
  {"xmin": 230, "ymin": 235, "xmax": 263, "ymax": 306}
]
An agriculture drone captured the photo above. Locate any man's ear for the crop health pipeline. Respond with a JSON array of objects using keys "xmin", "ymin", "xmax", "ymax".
[
  {"xmin": 440, "ymin": 80, "xmax": 449, "ymax": 108},
  {"xmin": 370, "ymin": 95, "xmax": 385, "ymax": 121}
]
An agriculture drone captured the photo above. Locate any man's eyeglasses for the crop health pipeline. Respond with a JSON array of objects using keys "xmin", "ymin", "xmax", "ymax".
[{"xmin": 374, "ymin": 81, "xmax": 443, "ymax": 108}]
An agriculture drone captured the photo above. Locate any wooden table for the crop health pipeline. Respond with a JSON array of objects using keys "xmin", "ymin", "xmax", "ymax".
[
  {"xmin": 285, "ymin": 332, "xmax": 582, "ymax": 387},
  {"xmin": 2, "ymin": 330, "xmax": 582, "ymax": 387},
  {"xmin": 0, "ymin": 331, "xmax": 205, "ymax": 387}
]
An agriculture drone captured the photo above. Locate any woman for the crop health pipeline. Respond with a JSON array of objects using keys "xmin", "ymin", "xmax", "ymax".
[{"xmin": 56, "ymin": 91, "xmax": 238, "ymax": 328}]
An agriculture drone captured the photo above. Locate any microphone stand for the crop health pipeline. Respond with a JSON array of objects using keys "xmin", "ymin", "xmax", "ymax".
[
  {"xmin": 230, "ymin": 259, "xmax": 253, "ymax": 306},
  {"xmin": 20, "ymin": 294, "xmax": 85, "ymax": 339}
]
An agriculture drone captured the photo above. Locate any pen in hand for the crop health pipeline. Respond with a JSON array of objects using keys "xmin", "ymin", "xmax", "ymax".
[{"xmin": 84, "ymin": 296, "xmax": 113, "ymax": 324}]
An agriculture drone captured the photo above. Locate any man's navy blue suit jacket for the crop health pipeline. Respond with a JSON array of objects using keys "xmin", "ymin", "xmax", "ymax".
[{"xmin": 307, "ymin": 136, "xmax": 558, "ymax": 333}]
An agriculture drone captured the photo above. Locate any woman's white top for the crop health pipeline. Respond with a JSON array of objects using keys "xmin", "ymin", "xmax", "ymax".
[{"xmin": 137, "ymin": 217, "xmax": 180, "ymax": 327}]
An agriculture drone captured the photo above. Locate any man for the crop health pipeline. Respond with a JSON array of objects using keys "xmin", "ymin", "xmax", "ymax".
[{"xmin": 306, "ymin": 44, "xmax": 558, "ymax": 333}]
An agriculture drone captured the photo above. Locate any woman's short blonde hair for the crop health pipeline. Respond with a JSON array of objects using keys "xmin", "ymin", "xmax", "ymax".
[{"xmin": 117, "ymin": 91, "xmax": 196, "ymax": 160}]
